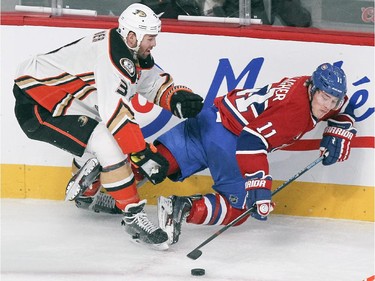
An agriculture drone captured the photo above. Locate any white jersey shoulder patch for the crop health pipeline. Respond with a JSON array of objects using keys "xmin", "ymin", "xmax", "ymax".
[{"xmin": 119, "ymin": 58, "xmax": 136, "ymax": 77}]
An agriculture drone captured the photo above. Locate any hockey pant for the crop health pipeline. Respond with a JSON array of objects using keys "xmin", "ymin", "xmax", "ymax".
[{"xmin": 14, "ymin": 85, "xmax": 139, "ymax": 211}]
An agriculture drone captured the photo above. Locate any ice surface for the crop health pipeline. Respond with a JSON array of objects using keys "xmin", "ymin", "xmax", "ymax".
[{"xmin": 1, "ymin": 199, "xmax": 374, "ymax": 281}]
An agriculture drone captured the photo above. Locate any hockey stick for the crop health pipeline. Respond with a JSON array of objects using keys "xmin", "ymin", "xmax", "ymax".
[
  {"xmin": 186, "ymin": 155, "xmax": 325, "ymax": 260},
  {"xmin": 136, "ymin": 177, "xmax": 148, "ymax": 188}
]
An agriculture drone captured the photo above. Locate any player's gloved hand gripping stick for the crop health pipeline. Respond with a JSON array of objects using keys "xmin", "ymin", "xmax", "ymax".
[
  {"xmin": 320, "ymin": 119, "xmax": 356, "ymax": 166},
  {"xmin": 187, "ymin": 155, "xmax": 326, "ymax": 260},
  {"xmin": 157, "ymin": 85, "xmax": 204, "ymax": 119}
]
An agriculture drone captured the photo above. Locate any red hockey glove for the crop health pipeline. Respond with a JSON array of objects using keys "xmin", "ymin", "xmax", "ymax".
[
  {"xmin": 130, "ymin": 143, "xmax": 169, "ymax": 185},
  {"xmin": 245, "ymin": 171, "xmax": 274, "ymax": 221},
  {"xmin": 320, "ymin": 119, "xmax": 357, "ymax": 166},
  {"xmin": 159, "ymin": 85, "xmax": 203, "ymax": 118}
]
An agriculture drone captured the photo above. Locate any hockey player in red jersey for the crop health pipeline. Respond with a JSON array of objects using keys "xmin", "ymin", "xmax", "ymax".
[
  {"xmin": 13, "ymin": 3, "xmax": 203, "ymax": 249},
  {"xmin": 154, "ymin": 63, "xmax": 356, "ymax": 244}
]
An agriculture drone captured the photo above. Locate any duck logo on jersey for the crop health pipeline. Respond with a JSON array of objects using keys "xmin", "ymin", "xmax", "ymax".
[
  {"xmin": 120, "ymin": 58, "xmax": 135, "ymax": 77},
  {"xmin": 78, "ymin": 116, "xmax": 89, "ymax": 127}
]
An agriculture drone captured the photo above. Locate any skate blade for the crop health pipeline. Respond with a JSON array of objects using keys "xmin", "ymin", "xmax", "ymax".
[
  {"xmin": 157, "ymin": 196, "xmax": 174, "ymax": 245},
  {"xmin": 157, "ymin": 196, "xmax": 173, "ymax": 220},
  {"xmin": 65, "ymin": 173, "xmax": 84, "ymax": 201},
  {"xmin": 65, "ymin": 158, "xmax": 99, "ymax": 201},
  {"xmin": 129, "ymin": 236, "xmax": 169, "ymax": 251}
]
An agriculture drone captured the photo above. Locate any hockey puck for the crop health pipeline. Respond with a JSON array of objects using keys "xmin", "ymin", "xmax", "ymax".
[{"xmin": 191, "ymin": 268, "xmax": 205, "ymax": 276}]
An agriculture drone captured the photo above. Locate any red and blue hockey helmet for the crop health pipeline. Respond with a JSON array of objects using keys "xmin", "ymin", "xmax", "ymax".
[{"xmin": 310, "ymin": 63, "xmax": 347, "ymax": 103}]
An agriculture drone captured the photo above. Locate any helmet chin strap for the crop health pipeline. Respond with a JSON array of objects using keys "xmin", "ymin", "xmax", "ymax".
[
  {"xmin": 125, "ymin": 39, "xmax": 140, "ymax": 60},
  {"xmin": 307, "ymin": 82, "xmax": 314, "ymax": 101},
  {"xmin": 307, "ymin": 83, "xmax": 319, "ymax": 121},
  {"xmin": 125, "ymin": 41, "xmax": 140, "ymax": 60},
  {"xmin": 119, "ymin": 29, "xmax": 142, "ymax": 59}
]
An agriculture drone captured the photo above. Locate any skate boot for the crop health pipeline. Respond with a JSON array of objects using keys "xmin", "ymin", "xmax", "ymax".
[
  {"xmin": 122, "ymin": 199, "xmax": 169, "ymax": 250},
  {"xmin": 158, "ymin": 195, "xmax": 201, "ymax": 245},
  {"xmin": 65, "ymin": 158, "xmax": 101, "ymax": 201},
  {"xmin": 75, "ymin": 191, "xmax": 123, "ymax": 214}
]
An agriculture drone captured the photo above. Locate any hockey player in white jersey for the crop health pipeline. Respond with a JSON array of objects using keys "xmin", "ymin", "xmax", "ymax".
[{"xmin": 13, "ymin": 3, "xmax": 203, "ymax": 250}]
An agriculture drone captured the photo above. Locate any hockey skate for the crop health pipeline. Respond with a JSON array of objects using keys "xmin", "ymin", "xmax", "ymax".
[
  {"xmin": 65, "ymin": 158, "xmax": 101, "ymax": 201},
  {"xmin": 122, "ymin": 199, "xmax": 169, "ymax": 250},
  {"xmin": 158, "ymin": 195, "xmax": 201, "ymax": 245},
  {"xmin": 75, "ymin": 191, "xmax": 123, "ymax": 214}
]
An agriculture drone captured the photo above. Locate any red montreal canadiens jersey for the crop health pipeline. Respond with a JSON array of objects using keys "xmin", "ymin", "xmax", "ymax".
[{"xmin": 214, "ymin": 76, "xmax": 351, "ymax": 176}]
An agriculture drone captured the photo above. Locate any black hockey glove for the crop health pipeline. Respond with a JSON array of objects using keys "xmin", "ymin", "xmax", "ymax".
[
  {"xmin": 130, "ymin": 143, "xmax": 169, "ymax": 185},
  {"xmin": 170, "ymin": 87, "xmax": 204, "ymax": 118}
]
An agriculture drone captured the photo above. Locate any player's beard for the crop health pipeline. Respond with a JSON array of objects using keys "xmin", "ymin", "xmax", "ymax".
[{"xmin": 138, "ymin": 50, "xmax": 151, "ymax": 59}]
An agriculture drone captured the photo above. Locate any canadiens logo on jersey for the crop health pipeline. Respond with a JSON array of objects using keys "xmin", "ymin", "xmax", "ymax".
[{"xmin": 120, "ymin": 58, "xmax": 135, "ymax": 77}]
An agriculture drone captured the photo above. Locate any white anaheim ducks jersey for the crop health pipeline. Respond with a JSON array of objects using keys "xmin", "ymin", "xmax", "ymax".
[{"xmin": 14, "ymin": 28, "xmax": 170, "ymax": 130}]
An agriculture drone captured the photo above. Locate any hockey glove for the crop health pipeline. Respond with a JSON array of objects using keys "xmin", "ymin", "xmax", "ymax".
[
  {"xmin": 320, "ymin": 119, "xmax": 357, "ymax": 166},
  {"xmin": 170, "ymin": 87, "xmax": 203, "ymax": 118},
  {"xmin": 158, "ymin": 85, "xmax": 203, "ymax": 118},
  {"xmin": 130, "ymin": 143, "xmax": 169, "ymax": 185},
  {"xmin": 245, "ymin": 171, "xmax": 274, "ymax": 221}
]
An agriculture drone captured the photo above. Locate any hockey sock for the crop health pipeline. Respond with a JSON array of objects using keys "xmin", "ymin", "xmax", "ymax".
[
  {"xmin": 102, "ymin": 176, "xmax": 140, "ymax": 211},
  {"xmin": 82, "ymin": 180, "xmax": 101, "ymax": 197},
  {"xmin": 187, "ymin": 193, "xmax": 249, "ymax": 226}
]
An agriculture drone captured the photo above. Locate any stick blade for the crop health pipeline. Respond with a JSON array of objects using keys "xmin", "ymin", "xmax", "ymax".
[{"xmin": 187, "ymin": 249, "xmax": 202, "ymax": 260}]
